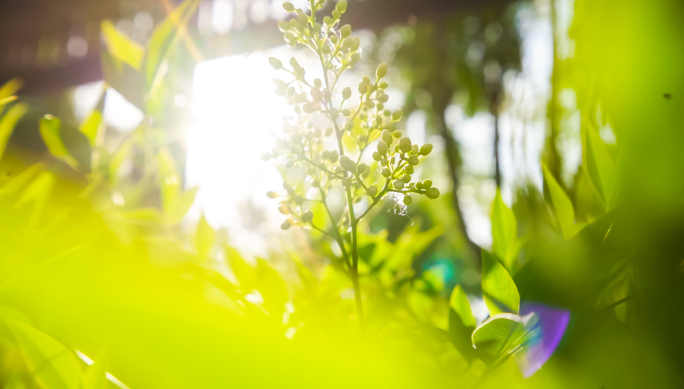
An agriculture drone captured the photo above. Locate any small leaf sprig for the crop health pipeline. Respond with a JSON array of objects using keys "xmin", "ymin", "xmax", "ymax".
[{"xmin": 261, "ymin": 0, "xmax": 440, "ymax": 319}]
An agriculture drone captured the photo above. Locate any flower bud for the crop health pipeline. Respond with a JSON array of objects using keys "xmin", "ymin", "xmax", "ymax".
[
  {"xmin": 376, "ymin": 61, "xmax": 388, "ymax": 79},
  {"xmin": 422, "ymin": 179, "xmax": 432, "ymax": 189},
  {"xmin": 402, "ymin": 174, "xmax": 412, "ymax": 183},
  {"xmin": 393, "ymin": 180, "xmax": 404, "ymax": 190},
  {"xmin": 381, "ymin": 129, "xmax": 393, "ymax": 144},
  {"xmin": 393, "ymin": 131, "xmax": 402, "ymax": 138},
  {"xmin": 261, "ymin": 152, "xmax": 272, "ymax": 161},
  {"xmin": 325, "ymin": 127, "xmax": 334, "ymax": 137},
  {"xmin": 291, "ymin": 133, "xmax": 303, "ymax": 144},
  {"xmin": 403, "ymin": 195, "xmax": 412, "ymax": 205},
  {"xmin": 415, "ymin": 182, "xmax": 423, "ymax": 190},
  {"xmin": 358, "ymin": 82, "xmax": 368, "ymax": 94},
  {"xmin": 267, "ymin": 191, "xmax": 278, "ymax": 198},
  {"xmin": 357, "ymin": 163, "xmax": 368, "ymax": 174},
  {"xmin": 381, "ymin": 168, "xmax": 391, "ymax": 178},
  {"xmin": 334, "ymin": 166, "xmax": 344, "ymax": 175},
  {"xmin": 342, "ymin": 177, "xmax": 353, "ymax": 186},
  {"xmin": 339, "ymin": 155, "xmax": 356, "ymax": 172},
  {"xmin": 411, "ymin": 144, "xmax": 419, "ymax": 155},
  {"xmin": 269, "ymin": 57, "xmax": 283, "ymax": 69},
  {"xmin": 379, "ymin": 81, "xmax": 388, "ymax": 89},
  {"xmin": 404, "ymin": 165, "xmax": 414, "ymax": 174},
  {"xmin": 336, "ymin": 0, "xmax": 347, "ymax": 12},
  {"xmin": 329, "ymin": 150, "xmax": 339, "ymax": 162},
  {"xmin": 294, "ymin": 195, "xmax": 304, "ymax": 205},
  {"xmin": 420, "ymin": 144, "xmax": 433, "ymax": 156},
  {"xmin": 377, "ymin": 140, "xmax": 388, "ymax": 154},
  {"xmin": 372, "ymin": 151, "xmax": 382, "ymax": 161},
  {"xmin": 342, "ymin": 87, "xmax": 352, "ymax": 100},
  {"xmin": 392, "ymin": 109, "xmax": 403, "ymax": 121},
  {"xmin": 399, "ymin": 138, "xmax": 412, "ymax": 153},
  {"xmin": 425, "ymin": 187, "xmax": 440, "ymax": 199},
  {"xmin": 285, "ymin": 160, "xmax": 295, "ymax": 168},
  {"xmin": 367, "ymin": 186, "xmax": 378, "ymax": 197},
  {"xmin": 279, "ymin": 204, "xmax": 291, "ymax": 214},
  {"xmin": 283, "ymin": 2, "xmax": 295, "ymax": 12},
  {"xmin": 303, "ymin": 103, "xmax": 315, "ymax": 113},
  {"xmin": 301, "ymin": 211, "xmax": 313, "ymax": 223},
  {"xmin": 281, "ymin": 221, "xmax": 291, "ymax": 230},
  {"xmin": 408, "ymin": 156, "xmax": 419, "ymax": 165},
  {"xmin": 278, "ymin": 20, "xmax": 289, "ymax": 30},
  {"xmin": 341, "ymin": 24, "xmax": 352, "ymax": 38},
  {"xmin": 342, "ymin": 109, "xmax": 351, "ymax": 116}
]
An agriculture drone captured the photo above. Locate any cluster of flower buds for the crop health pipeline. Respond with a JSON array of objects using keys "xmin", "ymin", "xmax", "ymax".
[{"xmin": 262, "ymin": 0, "xmax": 439, "ymax": 231}]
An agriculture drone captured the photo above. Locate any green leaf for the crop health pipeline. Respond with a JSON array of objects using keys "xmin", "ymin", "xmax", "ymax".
[
  {"xmin": 0, "ymin": 103, "xmax": 28, "ymax": 162},
  {"xmin": 8, "ymin": 321, "xmax": 82, "ymax": 389},
  {"xmin": 14, "ymin": 171, "xmax": 56, "ymax": 226},
  {"xmin": 0, "ymin": 78, "xmax": 24, "ymax": 100},
  {"xmin": 481, "ymin": 250, "xmax": 519, "ymax": 315},
  {"xmin": 471, "ymin": 313, "xmax": 535, "ymax": 363},
  {"xmin": 0, "ymin": 95, "xmax": 17, "ymax": 107},
  {"xmin": 450, "ymin": 285, "xmax": 476, "ymax": 328},
  {"xmin": 341, "ymin": 133, "xmax": 359, "ymax": 154},
  {"xmin": 256, "ymin": 259, "xmax": 289, "ymax": 320},
  {"xmin": 448, "ymin": 286, "xmax": 478, "ymax": 361},
  {"xmin": 0, "ymin": 162, "xmax": 46, "ymax": 196},
  {"xmin": 582, "ymin": 123, "xmax": 617, "ymax": 209},
  {"xmin": 39, "ymin": 115, "xmax": 78, "ymax": 168},
  {"xmin": 491, "ymin": 188, "xmax": 519, "ymax": 271},
  {"xmin": 80, "ymin": 349, "xmax": 108, "ymax": 389},
  {"xmin": 225, "ymin": 246, "xmax": 256, "ymax": 292},
  {"xmin": 79, "ymin": 110, "xmax": 103, "ymax": 147},
  {"xmin": 108, "ymin": 138, "xmax": 133, "ymax": 185},
  {"xmin": 101, "ymin": 20, "xmax": 144, "ymax": 71},
  {"xmin": 145, "ymin": 0, "xmax": 200, "ymax": 92},
  {"xmin": 0, "ymin": 305, "xmax": 32, "ymax": 345},
  {"xmin": 195, "ymin": 213, "xmax": 215, "ymax": 259},
  {"xmin": 542, "ymin": 164, "xmax": 585, "ymax": 239}
]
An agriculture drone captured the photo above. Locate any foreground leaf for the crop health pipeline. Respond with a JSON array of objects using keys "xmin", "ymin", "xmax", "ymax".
[
  {"xmin": 490, "ymin": 188, "xmax": 519, "ymax": 271},
  {"xmin": 101, "ymin": 20, "xmax": 144, "ymax": 71},
  {"xmin": 481, "ymin": 250, "xmax": 519, "ymax": 315},
  {"xmin": 471, "ymin": 313, "xmax": 535, "ymax": 364},
  {"xmin": 39, "ymin": 115, "xmax": 78, "ymax": 168},
  {"xmin": 582, "ymin": 123, "xmax": 617, "ymax": 209},
  {"xmin": 542, "ymin": 164, "xmax": 585, "ymax": 239},
  {"xmin": 0, "ymin": 103, "xmax": 28, "ymax": 161},
  {"xmin": 8, "ymin": 321, "xmax": 82, "ymax": 389}
]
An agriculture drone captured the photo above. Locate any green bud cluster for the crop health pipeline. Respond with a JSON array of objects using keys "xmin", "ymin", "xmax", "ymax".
[{"xmin": 264, "ymin": 0, "xmax": 439, "ymax": 234}]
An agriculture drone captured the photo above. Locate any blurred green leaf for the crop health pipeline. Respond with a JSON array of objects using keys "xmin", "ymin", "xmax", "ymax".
[
  {"xmin": 146, "ymin": 0, "xmax": 200, "ymax": 93},
  {"xmin": 0, "ymin": 78, "xmax": 24, "ymax": 100},
  {"xmin": 448, "ymin": 286, "xmax": 477, "ymax": 361},
  {"xmin": 15, "ymin": 171, "xmax": 56, "ymax": 226},
  {"xmin": 165, "ymin": 187, "xmax": 198, "ymax": 225},
  {"xmin": 0, "ymin": 95, "xmax": 17, "ymax": 107},
  {"xmin": 481, "ymin": 250, "xmax": 519, "ymax": 315},
  {"xmin": 39, "ymin": 115, "xmax": 78, "ymax": 168},
  {"xmin": 256, "ymin": 259, "xmax": 289, "ymax": 320},
  {"xmin": 542, "ymin": 164, "xmax": 585, "ymax": 239},
  {"xmin": 195, "ymin": 213, "xmax": 215, "ymax": 259},
  {"xmin": 79, "ymin": 110, "xmax": 103, "ymax": 147},
  {"xmin": 108, "ymin": 137, "xmax": 133, "ymax": 185},
  {"xmin": 0, "ymin": 103, "xmax": 28, "ymax": 162},
  {"xmin": 3, "ymin": 376, "xmax": 28, "ymax": 389},
  {"xmin": 582, "ymin": 123, "xmax": 617, "ymax": 210},
  {"xmin": 341, "ymin": 133, "xmax": 359, "ymax": 154},
  {"xmin": 226, "ymin": 246, "xmax": 256, "ymax": 293},
  {"xmin": 0, "ymin": 162, "xmax": 45, "ymax": 196},
  {"xmin": 101, "ymin": 20, "xmax": 144, "ymax": 71},
  {"xmin": 471, "ymin": 313, "xmax": 534, "ymax": 363},
  {"xmin": 80, "ymin": 349, "xmax": 107, "ymax": 389},
  {"xmin": 0, "ymin": 305, "xmax": 32, "ymax": 345},
  {"xmin": 8, "ymin": 320, "xmax": 82, "ymax": 389},
  {"xmin": 491, "ymin": 188, "xmax": 520, "ymax": 272}
]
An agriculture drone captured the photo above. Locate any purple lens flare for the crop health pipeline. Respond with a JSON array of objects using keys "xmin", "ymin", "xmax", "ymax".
[{"xmin": 516, "ymin": 303, "xmax": 570, "ymax": 378}]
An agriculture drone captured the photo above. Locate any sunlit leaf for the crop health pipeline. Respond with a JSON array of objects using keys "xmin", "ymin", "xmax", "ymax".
[
  {"xmin": 101, "ymin": 20, "xmax": 144, "ymax": 71},
  {"xmin": 14, "ymin": 171, "xmax": 56, "ymax": 226},
  {"xmin": 39, "ymin": 115, "xmax": 78, "ymax": 168},
  {"xmin": 226, "ymin": 246, "xmax": 256, "ymax": 292},
  {"xmin": 108, "ymin": 138, "xmax": 133, "ymax": 185},
  {"xmin": 582, "ymin": 123, "xmax": 617, "ymax": 210},
  {"xmin": 165, "ymin": 187, "xmax": 198, "ymax": 225},
  {"xmin": 195, "ymin": 213, "xmax": 216, "ymax": 259},
  {"xmin": 79, "ymin": 110, "xmax": 103, "ymax": 147},
  {"xmin": 0, "ymin": 78, "xmax": 24, "ymax": 100},
  {"xmin": 341, "ymin": 133, "xmax": 359, "ymax": 154},
  {"xmin": 448, "ymin": 286, "xmax": 477, "ymax": 361},
  {"xmin": 80, "ymin": 349, "xmax": 108, "ymax": 389},
  {"xmin": 490, "ymin": 188, "xmax": 519, "ymax": 271},
  {"xmin": 0, "ymin": 103, "xmax": 28, "ymax": 162},
  {"xmin": 8, "ymin": 321, "xmax": 82, "ymax": 389},
  {"xmin": 0, "ymin": 95, "xmax": 17, "ymax": 107},
  {"xmin": 256, "ymin": 259, "xmax": 289, "ymax": 320},
  {"xmin": 481, "ymin": 250, "xmax": 519, "ymax": 315},
  {"xmin": 0, "ymin": 305, "xmax": 32, "ymax": 345},
  {"xmin": 542, "ymin": 164, "xmax": 585, "ymax": 239},
  {"xmin": 471, "ymin": 313, "xmax": 535, "ymax": 364},
  {"xmin": 146, "ymin": 0, "xmax": 201, "ymax": 92}
]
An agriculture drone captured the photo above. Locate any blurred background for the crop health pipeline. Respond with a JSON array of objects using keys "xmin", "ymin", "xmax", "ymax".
[{"xmin": 0, "ymin": 0, "xmax": 683, "ymax": 388}]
